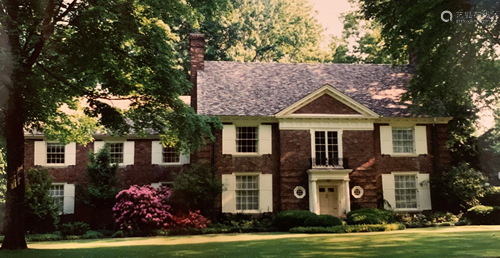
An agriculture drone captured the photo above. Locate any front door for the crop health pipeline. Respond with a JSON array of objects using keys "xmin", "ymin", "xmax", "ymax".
[{"xmin": 318, "ymin": 186, "xmax": 339, "ymax": 216}]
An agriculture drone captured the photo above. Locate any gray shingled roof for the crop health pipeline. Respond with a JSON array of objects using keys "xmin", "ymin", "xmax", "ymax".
[{"xmin": 197, "ymin": 62, "xmax": 415, "ymax": 117}]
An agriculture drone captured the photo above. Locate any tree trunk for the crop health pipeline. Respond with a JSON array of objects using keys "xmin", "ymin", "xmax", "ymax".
[{"xmin": 1, "ymin": 71, "xmax": 27, "ymax": 250}]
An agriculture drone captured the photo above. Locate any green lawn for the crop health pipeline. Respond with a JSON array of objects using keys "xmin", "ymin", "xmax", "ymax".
[{"xmin": 2, "ymin": 226, "xmax": 500, "ymax": 257}]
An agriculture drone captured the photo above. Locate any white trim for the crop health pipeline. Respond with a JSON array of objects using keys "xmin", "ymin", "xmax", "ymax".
[{"xmin": 279, "ymin": 119, "xmax": 374, "ymax": 130}]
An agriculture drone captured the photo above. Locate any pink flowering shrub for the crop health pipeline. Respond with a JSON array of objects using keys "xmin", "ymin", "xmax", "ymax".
[
  {"xmin": 113, "ymin": 185, "xmax": 172, "ymax": 232},
  {"xmin": 170, "ymin": 210, "xmax": 211, "ymax": 229}
]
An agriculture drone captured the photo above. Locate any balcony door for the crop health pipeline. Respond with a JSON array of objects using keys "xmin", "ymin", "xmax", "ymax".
[{"xmin": 314, "ymin": 131, "xmax": 340, "ymax": 166}]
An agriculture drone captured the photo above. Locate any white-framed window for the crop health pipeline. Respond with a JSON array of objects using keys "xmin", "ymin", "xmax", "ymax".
[
  {"xmin": 236, "ymin": 127, "xmax": 258, "ymax": 153},
  {"xmin": 222, "ymin": 124, "xmax": 272, "ymax": 155},
  {"xmin": 162, "ymin": 146, "xmax": 180, "ymax": 163},
  {"xmin": 109, "ymin": 143, "xmax": 124, "ymax": 164},
  {"xmin": 392, "ymin": 128, "xmax": 414, "ymax": 154},
  {"xmin": 380, "ymin": 125, "xmax": 427, "ymax": 156},
  {"xmin": 221, "ymin": 173, "xmax": 273, "ymax": 213},
  {"xmin": 34, "ymin": 141, "xmax": 76, "ymax": 166},
  {"xmin": 313, "ymin": 130, "xmax": 340, "ymax": 166},
  {"xmin": 151, "ymin": 141, "xmax": 189, "ymax": 165},
  {"xmin": 382, "ymin": 172, "xmax": 431, "ymax": 211},
  {"xmin": 46, "ymin": 143, "xmax": 65, "ymax": 164},
  {"xmin": 94, "ymin": 141, "xmax": 135, "ymax": 166},
  {"xmin": 50, "ymin": 184, "xmax": 64, "ymax": 212},
  {"xmin": 49, "ymin": 183, "xmax": 75, "ymax": 214},
  {"xmin": 394, "ymin": 174, "xmax": 418, "ymax": 209},
  {"xmin": 236, "ymin": 175, "xmax": 259, "ymax": 211}
]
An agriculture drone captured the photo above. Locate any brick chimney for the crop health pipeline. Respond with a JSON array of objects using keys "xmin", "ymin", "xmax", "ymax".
[
  {"xmin": 189, "ymin": 33, "xmax": 205, "ymax": 113},
  {"xmin": 409, "ymin": 47, "xmax": 419, "ymax": 66}
]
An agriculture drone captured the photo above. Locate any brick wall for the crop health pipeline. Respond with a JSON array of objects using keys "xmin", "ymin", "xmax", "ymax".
[
  {"xmin": 279, "ymin": 130, "xmax": 311, "ymax": 211},
  {"xmin": 293, "ymin": 95, "xmax": 360, "ymax": 115}
]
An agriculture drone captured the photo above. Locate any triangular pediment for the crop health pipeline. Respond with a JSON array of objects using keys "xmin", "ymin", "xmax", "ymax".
[{"xmin": 276, "ymin": 85, "xmax": 379, "ymax": 118}]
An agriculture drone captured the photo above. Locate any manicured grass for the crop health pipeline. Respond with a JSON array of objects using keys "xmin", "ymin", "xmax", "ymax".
[{"xmin": 2, "ymin": 226, "xmax": 500, "ymax": 257}]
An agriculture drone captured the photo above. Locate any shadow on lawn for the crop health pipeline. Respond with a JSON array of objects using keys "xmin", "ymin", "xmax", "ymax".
[{"xmin": 1, "ymin": 231, "xmax": 500, "ymax": 258}]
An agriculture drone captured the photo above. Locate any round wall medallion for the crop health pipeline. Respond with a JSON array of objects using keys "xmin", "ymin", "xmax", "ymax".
[
  {"xmin": 294, "ymin": 186, "xmax": 306, "ymax": 199},
  {"xmin": 351, "ymin": 186, "xmax": 364, "ymax": 199}
]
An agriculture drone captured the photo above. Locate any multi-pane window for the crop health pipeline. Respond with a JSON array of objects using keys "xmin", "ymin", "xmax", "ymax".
[
  {"xmin": 236, "ymin": 175, "xmax": 259, "ymax": 210},
  {"xmin": 50, "ymin": 184, "xmax": 64, "ymax": 212},
  {"xmin": 392, "ymin": 128, "xmax": 414, "ymax": 153},
  {"xmin": 46, "ymin": 143, "xmax": 65, "ymax": 164},
  {"xmin": 162, "ymin": 146, "xmax": 180, "ymax": 163},
  {"xmin": 395, "ymin": 175, "xmax": 418, "ymax": 209},
  {"xmin": 236, "ymin": 127, "xmax": 258, "ymax": 153},
  {"xmin": 109, "ymin": 143, "xmax": 124, "ymax": 164},
  {"xmin": 314, "ymin": 131, "xmax": 339, "ymax": 166}
]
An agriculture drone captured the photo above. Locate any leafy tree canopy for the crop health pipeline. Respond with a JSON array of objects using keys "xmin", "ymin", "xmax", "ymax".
[
  {"xmin": 359, "ymin": 0, "xmax": 500, "ymax": 164},
  {"xmin": 195, "ymin": 0, "xmax": 326, "ymax": 63},
  {"xmin": 327, "ymin": 0, "xmax": 393, "ymax": 64},
  {"xmin": 0, "ymin": 0, "xmax": 228, "ymax": 249}
]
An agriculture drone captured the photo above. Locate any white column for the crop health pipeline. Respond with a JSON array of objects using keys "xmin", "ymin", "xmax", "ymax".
[
  {"xmin": 309, "ymin": 179, "xmax": 318, "ymax": 214},
  {"xmin": 344, "ymin": 180, "xmax": 351, "ymax": 213}
]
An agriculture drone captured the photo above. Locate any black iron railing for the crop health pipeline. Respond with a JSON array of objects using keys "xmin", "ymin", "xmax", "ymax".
[{"xmin": 310, "ymin": 158, "xmax": 348, "ymax": 169}]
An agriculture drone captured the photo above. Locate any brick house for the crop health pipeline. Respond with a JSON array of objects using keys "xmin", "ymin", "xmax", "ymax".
[{"xmin": 24, "ymin": 33, "xmax": 451, "ymax": 219}]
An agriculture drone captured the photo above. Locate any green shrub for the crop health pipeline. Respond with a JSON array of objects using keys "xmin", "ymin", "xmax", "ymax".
[
  {"xmin": 170, "ymin": 163, "xmax": 223, "ymax": 219},
  {"xmin": 24, "ymin": 168, "xmax": 60, "ymax": 233},
  {"xmin": 431, "ymin": 163, "xmax": 486, "ymax": 212},
  {"xmin": 304, "ymin": 215, "xmax": 342, "ymax": 227},
  {"xmin": 82, "ymin": 230, "xmax": 105, "ymax": 239},
  {"xmin": 466, "ymin": 205, "xmax": 500, "ymax": 225},
  {"xmin": 111, "ymin": 230, "xmax": 126, "ymax": 238},
  {"xmin": 0, "ymin": 235, "xmax": 4, "ymax": 243},
  {"xmin": 273, "ymin": 210, "xmax": 318, "ymax": 231},
  {"xmin": 346, "ymin": 208, "xmax": 394, "ymax": 225},
  {"xmin": 426, "ymin": 212, "xmax": 459, "ymax": 223},
  {"xmin": 480, "ymin": 187, "xmax": 500, "ymax": 206},
  {"xmin": 60, "ymin": 222, "xmax": 91, "ymax": 236},
  {"xmin": 289, "ymin": 223, "xmax": 405, "ymax": 234},
  {"xmin": 26, "ymin": 233, "xmax": 64, "ymax": 242}
]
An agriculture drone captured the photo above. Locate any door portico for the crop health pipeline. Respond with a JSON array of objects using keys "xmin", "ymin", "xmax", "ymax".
[{"xmin": 308, "ymin": 169, "xmax": 351, "ymax": 216}]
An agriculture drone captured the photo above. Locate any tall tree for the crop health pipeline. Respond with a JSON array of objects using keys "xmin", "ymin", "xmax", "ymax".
[
  {"xmin": 359, "ymin": 0, "xmax": 500, "ymax": 165},
  {"xmin": 327, "ymin": 1, "xmax": 392, "ymax": 64},
  {"xmin": 0, "ymin": 0, "xmax": 225, "ymax": 249},
  {"xmin": 193, "ymin": 0, "xmax": 326, "ymax": 63}
]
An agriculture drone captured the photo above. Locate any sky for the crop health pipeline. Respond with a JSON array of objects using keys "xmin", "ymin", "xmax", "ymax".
[{"xmin": 307, "ymin": 0, "xmax": 354, "ymax": 38}]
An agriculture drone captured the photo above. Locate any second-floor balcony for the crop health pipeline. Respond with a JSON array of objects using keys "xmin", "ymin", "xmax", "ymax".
[{"xmin": 310, "ymin": 157, "xmax": 349, "ymax": 169}]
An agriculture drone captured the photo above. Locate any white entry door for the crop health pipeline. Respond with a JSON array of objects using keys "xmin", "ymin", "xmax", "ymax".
[{"xmin": 318, "ymin": 186, "xmax": 339, "ymax": 216}]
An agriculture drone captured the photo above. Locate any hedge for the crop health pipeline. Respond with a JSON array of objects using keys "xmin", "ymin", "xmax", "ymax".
[
  {"xmin": 304, "ymin": 215, "xmax": 342, "ymax": 227},
  {"xmin": 273, "ymin": 210, "xmax": 318, "ymax": 231},
  {"xmin": 289, "ymin": 223, "xmax": 405, "ymax": 234},
  {"xmin": 465, "ymin": 205, "xmax": 500, "ymax": 225},
  {"xmin": 346, "ymin": 208, "xmax": 394, "ymax": 225}
]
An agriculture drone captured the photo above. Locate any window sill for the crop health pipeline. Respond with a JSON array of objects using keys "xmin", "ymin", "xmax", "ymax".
[
  {"xmin": 393, "ymin": 208, "xmax": 423, "ymax": 212},
  {"xmin": 386, "ymin": 153, "xmax": 421, "ymax": 157},
  {"xmin": 234, "ymin": 210, "xmax": 262, "ymax": 214},
  {"xmin": 43, "ymin": 164, "xmax": 70, "ymax": 168},
  {"xmin": 154, "ymin": 163, "xmax": 184, "ymax": 166},
  {"xmin": 230, "ymin": 153, "xmax": 262, "ymax": 157}
]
